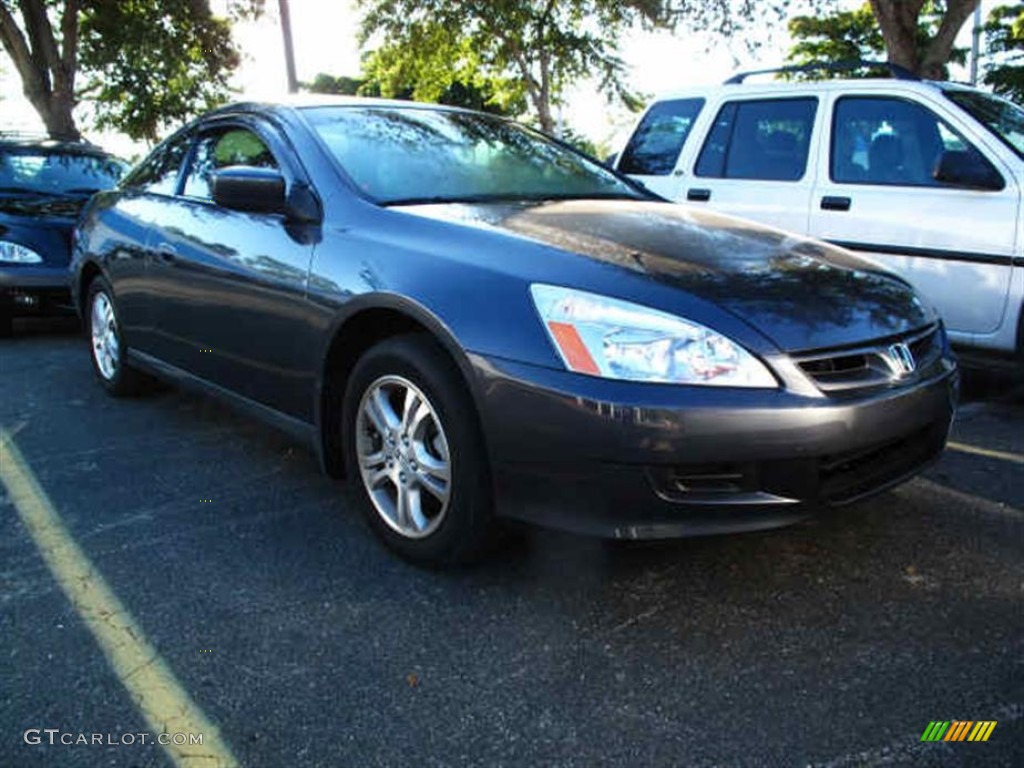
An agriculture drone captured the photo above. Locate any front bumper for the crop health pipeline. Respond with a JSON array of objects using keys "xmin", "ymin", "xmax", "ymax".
[
  {"xmin": 0, "ymin": 265, "xmax": 74, "ymax": 317},
  {"xmin": 471, "ymin": 354, "xmax": 958, "ymax": 539}
]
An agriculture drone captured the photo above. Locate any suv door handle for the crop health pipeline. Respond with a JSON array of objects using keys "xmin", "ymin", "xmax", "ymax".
[
  {"xmin": 820, "ymin": 196, "xmax": 851, "ymax": 211},
  {"xmin": 155, "ymin": 243, "xmax": 177, "ymax": 263},
  {"xmin": 687, "ymin": 188, "xmax": 711, "ymax": 202}
]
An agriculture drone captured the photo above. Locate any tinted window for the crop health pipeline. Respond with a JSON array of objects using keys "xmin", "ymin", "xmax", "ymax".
[
  {"xmin": 619, "ymin": 98, "xmax": 704, "ymax": 175},
  {"xmin": 831, "ymin": 96, "xmax": 1000, "ymax": 186},
  {"xmin": 182, "ymin": 128, "xmax": 278, "ymax": 201},
  {"xmin": 695, "ymin": 98, "xmax": 817, "ymax": 181},
  {"xmin": 944, "ymin": 88, "xmax": 1024, "ymax": 159},
  {"xmin": 304, "ymin": 106, "xmax": 645, "ymax": 205},
  {"xmin": 0, "ymin": 151, "xmax": 124, "ymax": 195},
  {"xmin": 122, "ymin": 136, "xmax": 189, "ymax": 195}
]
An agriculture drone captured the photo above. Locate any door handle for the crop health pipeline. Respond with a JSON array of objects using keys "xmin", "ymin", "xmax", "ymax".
[
  {"xmin": 155, "ymin": 243, "xmax": 177, "ymax": 263},
  {"xmin": 820, "ymin": 196, "xmax": 851, "ymax": 212},
  {"xmin": 687, "ymin": 188, "xmax": 711, "ymax": 202}
]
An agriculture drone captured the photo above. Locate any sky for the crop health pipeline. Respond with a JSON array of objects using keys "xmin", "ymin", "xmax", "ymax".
[{"xmin": 0, "ymin": 0, "xmax": 995, "ymax": 159}]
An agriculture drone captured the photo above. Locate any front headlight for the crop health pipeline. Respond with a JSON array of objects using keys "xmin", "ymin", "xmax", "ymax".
[
  {"xmin": 0, "ymin": 241, "xmax": 44, "ymax": 264},
  {"xmin": 530, "ymin": 284, "xmax": 777, "ymax": 388}
]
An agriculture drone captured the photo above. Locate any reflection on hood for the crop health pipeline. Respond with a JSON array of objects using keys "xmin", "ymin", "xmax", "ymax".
[
  {"xmin": 399, "ymin": 199, "xmax": 933, "ymax": 352},
  {"xmin": 0, "ymin": 193, "xmax": 89, "ymax": 219}
]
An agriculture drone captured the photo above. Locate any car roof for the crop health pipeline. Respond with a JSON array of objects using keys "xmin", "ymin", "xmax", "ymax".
[{"xmin": 207, "ymin": 94, "xmax": 492, "ymax": 120}]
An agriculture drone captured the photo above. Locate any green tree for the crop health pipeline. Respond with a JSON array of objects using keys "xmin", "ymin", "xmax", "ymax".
[
  {"xmin": 306, "ymin": 66, "xmax": 524, "ymax": 115},
  {"xmin": 786, "ymin": 3, "xmax": 886, "ymax": 76},
  {"xmin": 786, "ymin": 2, "xmax": 966, "ymax": 79},
  {"xmin": 355, "ymin": 0, "xmax": 782, "ymax": 134},
  {"xmin": 0, "ymin": 0, "xmax": 260, "ymax": 141},
  {"xmin": 983, "ymin": 4, "xmax": 1024, "ymax": 102}
]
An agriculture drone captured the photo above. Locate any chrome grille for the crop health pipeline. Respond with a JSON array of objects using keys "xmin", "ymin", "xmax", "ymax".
[{"xmin": 794, "ymin": 324, "xmax": 943, "ymax": 395}]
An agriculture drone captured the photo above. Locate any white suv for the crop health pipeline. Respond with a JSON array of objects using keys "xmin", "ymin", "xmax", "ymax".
[{"xmin": 613, "ymin": 68, "xmax": 1024, "ymax": 361}]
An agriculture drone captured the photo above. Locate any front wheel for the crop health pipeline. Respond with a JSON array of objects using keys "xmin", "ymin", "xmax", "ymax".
[
  {"xmin": 342, "ymin": 334, "xmax": 493, "ymax": 565},
  {"xmin": 86, "ymin": 276, "xmax": 147, "ymax": 396}
]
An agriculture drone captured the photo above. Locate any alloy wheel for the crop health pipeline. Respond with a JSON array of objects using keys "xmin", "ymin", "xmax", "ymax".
[
  {"xmin": 355, "ymin": 375, "xmax": 452, "ymax": 539},
  {"xmin": 90, "ymin": 291, "xmax": 119, "ymax": 381}
]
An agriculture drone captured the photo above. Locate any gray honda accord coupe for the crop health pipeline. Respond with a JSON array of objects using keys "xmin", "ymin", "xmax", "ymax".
[{"xmin": 71, "ymin": 97, "xmax": 958, "ymax": 564}]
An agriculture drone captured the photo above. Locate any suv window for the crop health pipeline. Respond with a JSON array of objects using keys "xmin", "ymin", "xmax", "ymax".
[
  {"xmin": 695, "ymin": 98, "xmax": 817, "ymax": 181},
  {"xmin": 182, "ymin": 127, "xmax": 278, "ymax": 201},
  {"xmin": 122, "ymin": 135, "xmax": 190, "ymax": 195},
  {"xmin": 831, "ymin": 96, "xmax": 999, "ymax": 187},
  {"xmin": 619, "ymin": 98, "xmax": 705, "ymax": 175}
]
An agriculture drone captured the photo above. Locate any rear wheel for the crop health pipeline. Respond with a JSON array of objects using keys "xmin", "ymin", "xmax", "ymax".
[
  {"xmin": 342, "ymin": 334, "xmax": 493, "ymax": 565},
  {"xmin": 86, "ymin": 276, "xmax": 146, "ymax": 396}
]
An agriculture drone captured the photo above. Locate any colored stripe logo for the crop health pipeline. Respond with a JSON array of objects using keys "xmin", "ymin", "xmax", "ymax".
[{"xmin": 921, "ymin": 721, "xmax": 997, "ymax": 742}]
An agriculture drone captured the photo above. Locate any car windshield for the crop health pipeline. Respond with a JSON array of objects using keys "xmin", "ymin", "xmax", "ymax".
[
  {"xmin": 944, "ymin": 88, "xmax": 1024, "ymax": 159},
  {"xmin": 303, "ymin": 106, "xmax": 648, "ymax": 205},
  {"xmin": 0, "ymin": 149, "xmax": 125, "ymax": 195}
]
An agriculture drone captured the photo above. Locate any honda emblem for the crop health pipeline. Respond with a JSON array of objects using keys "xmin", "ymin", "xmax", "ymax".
[{"xmin": 887, "ymin": 342, "xmax": 916, "ymax": 377}]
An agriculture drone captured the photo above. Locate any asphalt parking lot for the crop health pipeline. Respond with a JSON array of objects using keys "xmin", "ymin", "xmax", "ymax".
[{"xmin": 2, "ymin": 319, "xmax": 1022, "ymax": 767}]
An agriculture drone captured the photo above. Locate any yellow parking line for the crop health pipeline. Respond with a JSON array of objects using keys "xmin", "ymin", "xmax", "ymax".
[
  {"xmin": 947, "ymin": 441, "xmax": 1024, "ymax": 466},
  {"xmin": 0, "ymin": 429, "xmax": 238, "ymax": 768}
]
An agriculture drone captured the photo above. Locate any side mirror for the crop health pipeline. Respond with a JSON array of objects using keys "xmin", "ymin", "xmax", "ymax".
[
  {"xmin": 212, "ymin": 166, "xmax": 287, "ymax": 215},
  {"xmin": 604, "ymin": 151, "xmax": 619, "ymax": 169},
  {"xmin": 932, "ymin": 150, "xmax": 1004, "ymax": 191}
]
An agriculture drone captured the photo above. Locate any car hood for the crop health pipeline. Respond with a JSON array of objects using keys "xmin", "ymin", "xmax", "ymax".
[
  {"xmin": 397, "ymin": 199, "xmax": 933, "ymax": 352},
  {"xmin": 0, "ymin": 193, "xmax": 89, "ymax": 222}
]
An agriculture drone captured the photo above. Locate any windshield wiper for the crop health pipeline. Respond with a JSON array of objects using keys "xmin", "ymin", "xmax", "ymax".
[{"xmin": 62, "ymin": 186, "xmax": 103, "ymax": 195}]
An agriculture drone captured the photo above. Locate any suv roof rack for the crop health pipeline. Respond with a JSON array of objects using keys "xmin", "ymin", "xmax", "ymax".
[{"xmin": 724, "ymin": 60, "xmax": 920, "ymax": 84}]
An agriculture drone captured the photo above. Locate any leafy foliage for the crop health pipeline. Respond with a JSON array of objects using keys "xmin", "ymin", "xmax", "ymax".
[
  {"xmin": 80, "ymin": 1, "xmax": 245, "ymax": 141},
  {"xmin": 354, "ymin": 0, "xmax": 786, "ymax": 133},
  {"xmin": 983, "ymin": 4, "xmax": 1024, "ymax": 103},
  {"xmin": 306, "ymin": 68, "xmax": 524, "ymax": 116},
  {"xmin": 785, "ymin": 1, "xmax": 966, "ymax": 80},
  {"xmin": 0, "ymin": 0, "xmax": 262, "ymax": 141}
]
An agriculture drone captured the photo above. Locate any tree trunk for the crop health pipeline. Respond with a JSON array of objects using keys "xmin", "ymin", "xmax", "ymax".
[
  {"xmin": 869, "ymin": 0, "xmax": 980, "ymax": 79},
  {"xmin": 0, "ymin": 0, "xmax": 81, "ymax": 140},
  {"xmin": 921, "ymin": 0, "xmax": 979, "ymax": 80},
  {"xmin": 29, "ymin": 89, "xmax": 80, "ymax": 140},
  {"xmin": 869, "ymin": 0, "xmax": 926, "ymax": 72}
]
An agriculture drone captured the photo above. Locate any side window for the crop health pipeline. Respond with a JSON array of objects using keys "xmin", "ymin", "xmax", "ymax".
[
  {"xmin": 831, "ymin": 97, "xmax": 999, "ymax": 187},
  {"xmin": 695, "ymin": 98, "xmax": 817, "ymax": 181},
  {"xmin": 121, "ymin": 136, "xmax": 189, "ymax": 195},
  {"xmin": 182, "ymin": 128, "xmax": 278, "ymax": 201},
  {"xmin": 618, "ymin": 98, "xmax": 705, "ymax": 175}
]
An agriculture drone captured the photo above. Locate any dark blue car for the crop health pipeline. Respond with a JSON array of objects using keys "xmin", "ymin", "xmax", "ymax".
[
  {"xmin": 71, "ymin": 98, "xmax": 958, "ymax": 564},
  {"xmin": 0, "ymin": 134, "xmax": 125, "ymax": 335}
]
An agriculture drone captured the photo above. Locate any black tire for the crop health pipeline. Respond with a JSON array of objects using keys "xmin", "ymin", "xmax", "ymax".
[
  {"xmin": 342, "ymin": 334, "xmax": 493, "ymax": 565},
  {"xmin": 84, "ymin": 276, "xmax": 147, "ymax": 397}
]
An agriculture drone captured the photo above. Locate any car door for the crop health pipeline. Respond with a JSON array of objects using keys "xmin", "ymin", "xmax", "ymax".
[
  {"xmin": 809, "ymin": 93, "xmax": 1019, "ymax": 343},
  {"xmin": 682, "ymin": 96, "xmax": 821, "ymax": 234},
  {"xmin": 144, "ymin": 119, "xmax": 322, "ymax": 421},
  {"xmin": 100, "ymin": 132, "xmax": 192, "ymax": 352},
  {"xmin": 615, "ymin": 97, "xmax": 706, "ymax": 198}
]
